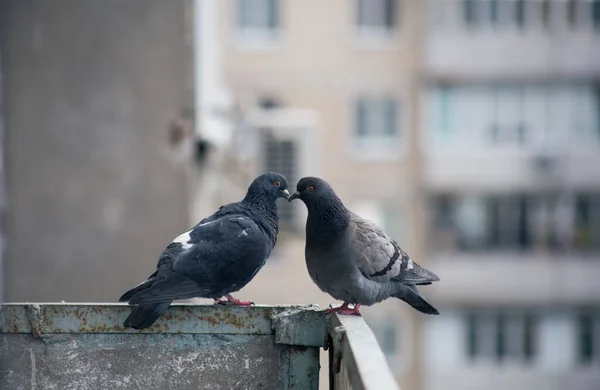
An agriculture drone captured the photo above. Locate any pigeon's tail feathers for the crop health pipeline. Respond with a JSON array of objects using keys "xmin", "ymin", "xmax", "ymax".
[
  {"xmin": 128, "ymin": 275, "xmax": 206, "ymax": 305},
  {"xmin": 394, "ymin": 284, "xmax": 439, "ymax": 315},
  {"xmin": 123, "ymin": 302, "xmax": 172, "ymax": 329},
  {"xmin": 397, "ymin": 260, "xmax": 440, "ymax": 285},
  {"xmin": 119, "ymin": 271, "xmax": 158, "ymax": 302},
  {"xmin": 119, "ymin": 276, "xmax": 156, "ymax": 302}
]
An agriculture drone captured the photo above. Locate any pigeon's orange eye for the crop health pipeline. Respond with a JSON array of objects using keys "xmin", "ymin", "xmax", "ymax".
[
  {"xmin": 308, "ymin": 185, "xmax": 314, "ymax": 192},
  {"xmin": 274, "ymin": 180, "xmax": 281, "ymax": 187}
]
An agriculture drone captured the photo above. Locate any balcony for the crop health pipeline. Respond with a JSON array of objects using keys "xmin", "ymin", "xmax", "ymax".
[
  {"xmin": 427, "ymin": 252, "xmax": 600, "ymax": 305},
  {"xmin": 0, "ymin": 303, "xmax": 399, "ymax": 389},
  {"xmin": 424, "ymin": 0, "xmax": 600, "ymax": 80}
]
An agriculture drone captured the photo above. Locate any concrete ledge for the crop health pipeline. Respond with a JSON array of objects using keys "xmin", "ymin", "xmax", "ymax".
[
  {"xmin": 0, "ymin": 302, "xmax": 322, "ymax": 338},
  {"xmin": 0, "ymin": 303, "xmax": 324, "ymax": 389}
]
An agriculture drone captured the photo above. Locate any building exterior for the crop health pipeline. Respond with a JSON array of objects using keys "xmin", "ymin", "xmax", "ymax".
[
  {"xmin": 420, "ymin": 1, "xmax": 600, "ymax": 389},
  {"xmin": 4, "ymin": 0, "xmax": 595, "ymax": 388},
  {"xmin": 205, "ymin": 1, "xmax": 600, "ymax": 389},
  {"xmin": 204, "ymin": 0, "xmax": 429, "ymax": 388}
]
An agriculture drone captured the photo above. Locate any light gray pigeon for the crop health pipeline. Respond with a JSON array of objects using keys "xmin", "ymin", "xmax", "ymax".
[{"xmin": 289, "ymin": 177, "xmax": 439, "ymax": 316}]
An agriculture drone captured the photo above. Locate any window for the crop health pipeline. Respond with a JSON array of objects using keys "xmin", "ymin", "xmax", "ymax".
[
  {"xmin": 490, "ymin": 87, "xmax": 526, "ymax": 146},
  {"xmin": 356, "ymin": 0, "xmax": 397, "ymax": 38},
  {"xmin": 466, "ymin": 311, "xmax": 537, "ymax": 363},
  {"xmin": 261, "ymin": 131, "xmax": 297, "ymax": 224},
  {"xmin": 429, "ymin": 193, "xmax": 579, "ymax": 252},
  {"xmin": 576, "ymin": 311, "xmax": 600, "ymax": 365},
  {"xmin": 429, "ymin": 84, "xmax": 600, "ymax": 149},
  {"xmin": 462, "ymin": 0, "xmax": 516, "ymax": 29},
  {"xmin": 487, "ymin": 195, "xmax": 531, "ymax": 250},
  {"xmin": 594, "ymin": 1, "xmax": 600, "ymax": 30},
  {"xmin": 353, "ymin": 97, "xmax": 402, "ymax": 157},
  {"xmin": 451, "ymin": 0, "xmax": 600, "ymax": 31},
  {"xmin": 463, "ymin": 0, "xmax": 477, "ymax": 27},
  {"xmin": 236, "ymin": 0, "xmax": 280, "ymax": 42},
  {"xmin": 376, "ymin": 321, "xmax": 398, "ymax": 357},
  {"xmin": 515, "ymin": 0, "xmax": 526, "ymax": 28},
  {"xmin": 574, "ymin": 194, "xmax": 600, "ymax": 252}
]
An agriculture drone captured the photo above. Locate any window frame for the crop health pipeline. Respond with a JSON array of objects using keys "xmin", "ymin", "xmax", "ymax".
[
  {"xmin": 234, "ymin": 0, "xmax": 282, "ymax": 48},
  {"xmin": 354, "ymin": 0, "xmax": 400, "ymax": 46},
  {"xmin": 350, "ymin": 94, "xmax": 407, "ymax": 161}
]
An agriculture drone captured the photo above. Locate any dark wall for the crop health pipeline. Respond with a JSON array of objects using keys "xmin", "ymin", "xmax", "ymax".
[{"xmin": 0, "ymin": 0, "xmax": 192, "ymax": 301}]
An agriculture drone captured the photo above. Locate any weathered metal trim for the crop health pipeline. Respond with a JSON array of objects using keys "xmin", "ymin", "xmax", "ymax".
[
  {"xmin": 288, "ymin": 345, "xmax": 320, "ymax": 390},
  {"xmin": 0, "ymin": 303, "xmax": 320, "ymax": 335},
  {"xmin": 328, "ymin": 314, "xmax": 400, "ymax": 390},
  {"xmin": 272, "ymin": 305, "xmax": 326, "ymax": 347}
]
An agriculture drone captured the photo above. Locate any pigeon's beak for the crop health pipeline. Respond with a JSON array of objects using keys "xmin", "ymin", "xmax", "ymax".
[
  {"xmin": 288, "ymin": 192, "xmax": 300, "ymax": 202},
  {"xmin": 282, "ymin": 189, "xmax": 290, "ymax": 198}
]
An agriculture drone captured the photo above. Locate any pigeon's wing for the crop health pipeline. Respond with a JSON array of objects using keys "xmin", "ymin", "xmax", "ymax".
[
  {"xmin": 349, "ymin": 213, "xmax": 439, "ymax": 284},
  {"xmin": 174, "ymin": 214, "xmax": 271, "ymax": 276},
  {"xmin": 129, "ymin": 213, "xmax": 271, "ymax": 304}
]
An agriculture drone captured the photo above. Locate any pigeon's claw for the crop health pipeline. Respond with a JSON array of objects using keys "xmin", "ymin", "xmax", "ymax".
[
  {"xmin": 217, "ymin": 294, "xmax": 254, "ymax": 306},
  {"xmin": 325, "ymin": 302, "xmax": 361, "ymax": 315}
]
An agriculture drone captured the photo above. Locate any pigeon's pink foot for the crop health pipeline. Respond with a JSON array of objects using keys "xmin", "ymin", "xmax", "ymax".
[
  {"xmin": 326, "ymin": 302, "xmax": 361, "ymax": 316},
  {"xmin": 216, "ymin": 294, "xmax": 253, "ymax": 306}
]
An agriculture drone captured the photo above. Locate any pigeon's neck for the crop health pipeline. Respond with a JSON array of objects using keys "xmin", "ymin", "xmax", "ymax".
[
  {"xmin": 241, "ymin": 195, "xmax": 279, "ymax": 242},
  {"xmin": 306, "ymin": 197, "xmax": 350, "ymax": 245}
]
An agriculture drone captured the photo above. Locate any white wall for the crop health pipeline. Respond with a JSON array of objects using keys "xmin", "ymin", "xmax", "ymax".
[{"xmin": 422, "ymin": 309, "xmax": 600, "ymax": 390}]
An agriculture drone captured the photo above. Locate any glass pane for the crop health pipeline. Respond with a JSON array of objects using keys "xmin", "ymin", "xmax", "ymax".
[
  {"xmin": 515, "ymin": 0, "xmax": 525, "ymax": 28},
  {"xmin": 356, "ymin": 99, "xmax": 368, "ymax": 137},
  {"xmin": 456, "ymin": 196, "xmax": 488, "ymax": 250},
  {"xmin": 523, "ymin": 314, "xmax": 535, "ymax": 361},
  {"xmin": 490, "ymin": 0, "xmax": 499, "ymax": 25},
  {"xmin": 268, "ymin": 0, "xmax": 279, "ymax": 29},
  {"xmin": 382, "ymin": 322, "xmax": 397, "ymax": 355},
  {"xmin": 496, "ymin": 313, "xmax": 506, "ymax": 362},
  {"xmin": 437, "ymin": 87, "xmax": 451, "ymax": 137},
  {"xmin": 594, "ymin": 0, "xmax": 600, "ymax": 30},
  {"xmin": 517, "ymin": 196, "xmax": 531, "ymax": 249},
  {"xmin": 464, "ymin": 0, "xmax": 477, "ymax": 27},
  {"xmin": 578, "ymin": 313, "xmax": 594, "ymax": 364},
  {"xmin": 385, "ymin": 0, "xmax": 397, "ymax": 28},
  {"xmin": 358, "ymin": 0, "xmax": 389, "ymax": 28},
  {"xmin": 384, "ymin": 98, "xmax": 398, "ymax": 136},
  {"xmin": 466, "ymin": 312, "xmax": 478, "ymax": 359}
]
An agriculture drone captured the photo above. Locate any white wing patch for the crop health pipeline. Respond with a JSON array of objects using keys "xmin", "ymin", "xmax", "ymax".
[
  {"xmin": 173, "ymin": 230, "xmax": 193, "ymax": 250},
  {"xmin": 407, "ymin": 258, "xmax": 414, "ymax": 270}
]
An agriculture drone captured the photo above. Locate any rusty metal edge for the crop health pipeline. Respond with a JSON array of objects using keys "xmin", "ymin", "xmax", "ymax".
[
  {"xmin": 327, "ymin": 313, "xmax": 400, "ymax": 390},
  {"xmin": 0, "ymin": 303, "xmax": 320, "ymax": 336},
  {"xmin": 272, "ymin": 305, "xmax": 326, "ymax": 347}
]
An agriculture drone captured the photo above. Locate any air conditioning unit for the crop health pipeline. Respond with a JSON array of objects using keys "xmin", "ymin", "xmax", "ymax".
[{"xmin": 530, "ymin": 146, "xmax": 561, "ymax": 175}]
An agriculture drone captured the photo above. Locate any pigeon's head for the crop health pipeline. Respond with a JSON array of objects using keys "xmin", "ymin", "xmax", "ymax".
[
  {"xmin": 288, "ymin": 177, "xmax": 337, "ymax": 204},
  {"xmin": 247, "ymin": 172, "xmax": 290, "ymax": 201}
]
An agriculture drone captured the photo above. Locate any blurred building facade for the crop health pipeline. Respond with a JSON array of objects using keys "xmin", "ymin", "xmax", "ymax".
[
  {"xmin": 200, "ymin": 0, "xmax": 600, "ymax": 389},
  {"xmin": 421, "ymin": 1, "xmax": 600, "ymax": 389},
  {"xmin": 0, "ymin": 1, "xmax": 598, "ymax": 389},
  {"xmin": 197, "ymin": 1, "xmax": 430, "ymax": 389}
]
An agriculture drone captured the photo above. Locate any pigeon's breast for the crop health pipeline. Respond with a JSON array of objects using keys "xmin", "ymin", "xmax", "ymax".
[{"xmin": 305, "ymin": 243, "xmax": 361, "ymax": 301}]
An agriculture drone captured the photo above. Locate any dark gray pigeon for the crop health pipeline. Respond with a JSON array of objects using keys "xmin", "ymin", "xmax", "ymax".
[
  {"xmin": 119, "ymin": 172, "xmax": 290, "ymax": 329},
  {"xmin": 289, "ymin": 177, "xmax": 439, "ymax": 316}
]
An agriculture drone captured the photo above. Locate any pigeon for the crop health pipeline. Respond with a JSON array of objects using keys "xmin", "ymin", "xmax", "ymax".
[
  {"xmin": 119, "ymin": 172, "xmax": 290, "ymax": 329},
  {"xmin": 289, "ymin": 177, "xmax": 439, "ymax": 316}
]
